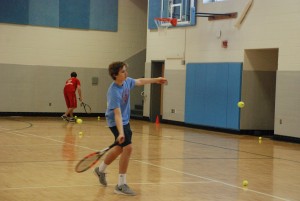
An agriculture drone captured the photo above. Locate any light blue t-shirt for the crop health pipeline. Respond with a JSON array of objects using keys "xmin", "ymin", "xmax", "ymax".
[{"xmin": 105, "ymin": 77, "xmax": 136, "ymax": 127}]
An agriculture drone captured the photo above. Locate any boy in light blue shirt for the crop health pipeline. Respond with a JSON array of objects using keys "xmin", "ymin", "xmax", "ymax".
[{"xmin": 94, "ymin": 61, "xmax": 167, "ymax": 196}]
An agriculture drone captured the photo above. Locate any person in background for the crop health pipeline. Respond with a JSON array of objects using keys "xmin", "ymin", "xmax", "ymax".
[
  {"xmin": 61, "ymin": 72, "xmax": 82, "ymax": 122},
  {"xmin": 94, "ymin": 61, "xmax": 167, "ymax": 196}
]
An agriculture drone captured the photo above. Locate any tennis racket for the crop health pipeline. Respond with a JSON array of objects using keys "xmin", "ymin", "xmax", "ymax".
[
  {"xmin": 75, "ymin": 141, "xmax": 118, "ymax": 173},
  {"xmin": 80, "ymin": 101, "xmax": 92, "ymax": 114}
]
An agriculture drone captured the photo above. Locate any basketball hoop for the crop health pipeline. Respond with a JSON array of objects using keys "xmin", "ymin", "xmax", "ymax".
[{"xmin": 154, "ymin": 18, "xmax": 178, "ymax": 34}]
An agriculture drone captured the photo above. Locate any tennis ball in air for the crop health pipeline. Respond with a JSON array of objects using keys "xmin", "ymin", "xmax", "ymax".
[
  {"xmin": 79, "ymin": 131, "xmax": 83, "ymax": 135},
  {"xmin": 237, "ymin": 101, "xmax": 245, "ymax": 108},
  {"xmin": 242, "ymin": 180, "xmax": 248, "ymax": 187},
  {"xmin": 259, "ymin": 137, "xmax": 262, "ymax": 140},
  {"xmin": 98, "ymin": 116, "xmax": 100, "ymax": 120},
  {"xmin": 74, "ymin": 116, "xmax": 78, "ymax": 119},
  {"xmin": 76, "ymin": 119, "xmax": 83, "ymax": 124}
]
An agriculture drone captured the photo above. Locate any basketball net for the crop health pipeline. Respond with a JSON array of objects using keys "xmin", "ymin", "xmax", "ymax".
[{"xmin": 154, "ymin": 18, "xmax": 177, "ymax": 35}]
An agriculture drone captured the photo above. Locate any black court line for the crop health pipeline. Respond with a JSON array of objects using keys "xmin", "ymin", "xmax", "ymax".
[
  {"xmin": 57, "ymin": 119, "xmax": 300, "ymax": 164},
  {"xmin": 0, "ymin": 117, "xmax": 33, "ymax": 133},
  {"xmin": 133, "ymin": 130, "xmax": 300, "ymax": 165},
  {"xmin": 0, "ymin": 157, "xmax": 275, "ymax": 164},
  {"xmin": 2, "ymin": 118, "xmax": 300, "ymax": 165}
]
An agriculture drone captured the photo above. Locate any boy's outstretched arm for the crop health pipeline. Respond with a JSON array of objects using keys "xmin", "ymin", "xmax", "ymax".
[{"xmin": 135, "ymin": 77, "xmax": 167, "ymax": 86}]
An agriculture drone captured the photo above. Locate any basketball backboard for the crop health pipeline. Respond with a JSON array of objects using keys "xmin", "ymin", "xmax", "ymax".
[{"xmin": 160, "ymin": 0, "xmax": 196, "ymax": 27}]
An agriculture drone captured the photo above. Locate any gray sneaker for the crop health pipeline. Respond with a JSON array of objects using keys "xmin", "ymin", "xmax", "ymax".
[
  {"xmin": 114, "ymin": 184, "xmax": 136, "ymax": 196},
  {"xmin": 68, "ymin": 118, "xmax": 75, "ymax": 122},
  {"xmin": 94, "ymin": 167, "xmax": 107, "ymax": 186},
  {"xmin": 61, "ymin": 115, "xmax": 68, "ymax": 121}
]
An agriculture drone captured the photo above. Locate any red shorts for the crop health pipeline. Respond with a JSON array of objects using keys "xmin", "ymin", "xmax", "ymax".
[{"xmin": 64, "ymin": 91, "xmax": 77, "ymax": 108}]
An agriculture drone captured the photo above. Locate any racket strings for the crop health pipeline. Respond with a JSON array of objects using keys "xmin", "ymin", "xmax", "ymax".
[
  {"xmin": 76, "ymin": 154, "xmax": 100, "ymax": 172},
  {"xmin": 75, "ymin": 143, "xmax": 117, "ymax": 173},
  {"xmin": 86, "ymin": 105, "xmax": 92, "ymax": 113},
  {"xmin": 81, "ymin": 102, "xmax": 92, "ymax": 113}
]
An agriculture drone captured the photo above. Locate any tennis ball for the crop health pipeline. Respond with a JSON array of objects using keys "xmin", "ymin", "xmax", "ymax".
[
  {"xmin": 76, "ymin": 119, "xmax": 83, "ymax": 124},
  {"xmin": 74, "ymin": 116, "xmax": 77, "ymax": 119},
  {"xmin": 242, "ymin": 180, "xmax": 248, "ymax": 187},
  {"xmin": 237, "ymin": 101, "xmax": 245, "ymax": 108},
  {"xmin": 259, "ymin": 137, "xmax": 262, "ymax": 140},
  {"xmin": 79, "ymin": 131, "xmax": 83, "ymax": 135},
  {"xmin": 98, "ymin": 116, "xmax": 100, "ymax": 120}
]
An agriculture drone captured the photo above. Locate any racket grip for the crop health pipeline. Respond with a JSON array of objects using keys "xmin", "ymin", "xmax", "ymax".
[{"xmin": 109, "ymin": 141, "xmax": 119, "ymax": 148}]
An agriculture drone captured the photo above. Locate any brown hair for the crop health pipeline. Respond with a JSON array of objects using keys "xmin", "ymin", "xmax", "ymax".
[{"xmin": 108, "ymin": 61, "xmax": 127, "ymax": 80}]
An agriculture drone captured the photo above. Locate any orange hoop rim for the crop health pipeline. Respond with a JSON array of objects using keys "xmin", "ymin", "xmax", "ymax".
[{"xmin": 154, "ymin": 18, "xmax": 177, "ymax": 27}]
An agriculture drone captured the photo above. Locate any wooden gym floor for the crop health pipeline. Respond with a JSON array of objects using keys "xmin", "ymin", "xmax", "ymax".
[{"xmin": 0, "ymin": 116, "xmax": 299, "ymax": 201}]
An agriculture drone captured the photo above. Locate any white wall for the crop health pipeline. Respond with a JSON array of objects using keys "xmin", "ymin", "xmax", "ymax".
[
  {"xmin": 147, "ymin": 0, "xmax": 300, "ymax": 65},
  {"xmin": 0, "ymin": 0, "xmax": 148, "ymax": 114},
  {"xmin": 146, "ymin": 0, "xmax": 300, "ymax": 138},
  {"xmin": 0, "ymin": 0, "xmax": 147, "ymax": 69}
]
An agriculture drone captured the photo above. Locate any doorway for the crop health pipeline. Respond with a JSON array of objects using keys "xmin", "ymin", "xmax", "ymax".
[
  {"xmin": 149, "ymin": 61, "xmax": 165, "ymax": 122},
  {"xmin": 240, "ymin": 48, "xmax": 278, "ymax": 132}
]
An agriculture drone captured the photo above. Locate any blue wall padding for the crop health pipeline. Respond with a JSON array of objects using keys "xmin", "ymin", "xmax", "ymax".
[
  {"xmin": 0, "ymin": 0, "xmax": 118, "ymax": 31},
  {"xmin": 90, "ymin": 0, "xmax": 118, "ymax": 31},
  {"xmin": 59, "ymin": 0, "xmax": 90, "ymax": 29},
  {"xmin": 0, "ymin": 0, "xmax": 29, "ymax": 25},
  {"xmin": 205, "ymin": 63, "xmax": 228, "ymax": 128},
  {"xmin": 185, "ymin": 63, "xmax": 242, "ymax": 130},
  {"xmin": 148, "ymin": 0, "xmax": 161, "ymax": 29},
  {"xmin": 226, "ymin": 63, "xmax": 243, "ymax": 129},
  {"xmin": 185, "ymin": 64, "xmax": 206, "ymax": 124},
  {"xmin": 29, "ymin": 0, "xmax": 59, "ymax": 27}
]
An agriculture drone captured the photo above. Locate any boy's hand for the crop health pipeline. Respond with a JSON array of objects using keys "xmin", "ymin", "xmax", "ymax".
[
  {"xmin": 117, "ymin": 134, "xmax": 125, "ymax": 144},
  {"xmin": 156, "ymin": 77, "xmax": 168, "ymax": 84}
]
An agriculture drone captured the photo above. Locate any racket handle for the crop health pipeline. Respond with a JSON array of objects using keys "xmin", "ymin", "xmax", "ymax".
[{"xmin": 109, "ymin": 141, "xmax": 119, "ymax": 149}]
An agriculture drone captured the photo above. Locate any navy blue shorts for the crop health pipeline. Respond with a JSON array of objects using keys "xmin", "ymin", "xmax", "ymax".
[{"xmin": 109, "ymin": 123, "xmax": 132, "ymax": 147}]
